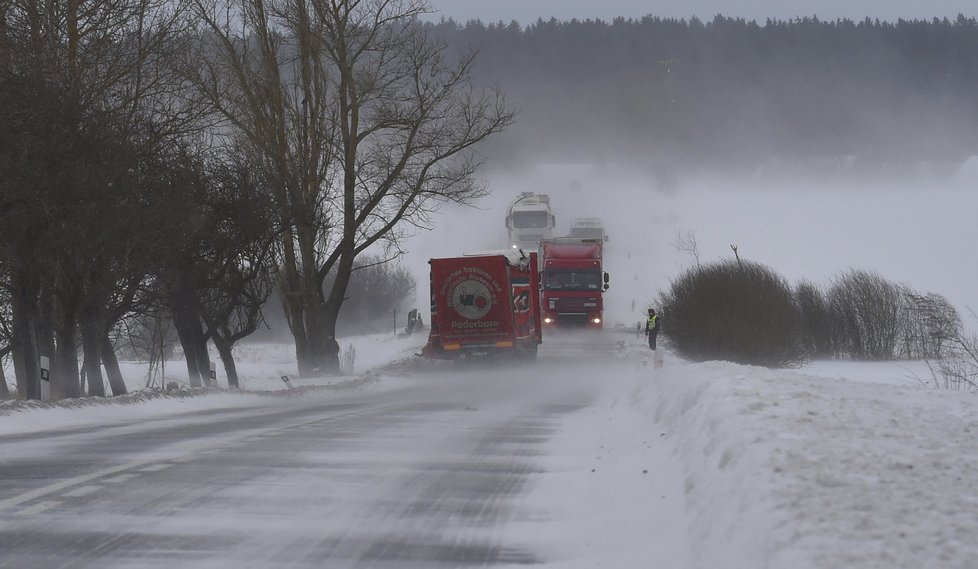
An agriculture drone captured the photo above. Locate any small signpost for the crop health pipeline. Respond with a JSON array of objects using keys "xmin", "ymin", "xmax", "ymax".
[
  {"xmin": 39, "ymin": 356, "xmax": 50, "ymax": 401},
  {"xmin": 209, "ymin": 362, "xmax": 217, "ymax": 387}
]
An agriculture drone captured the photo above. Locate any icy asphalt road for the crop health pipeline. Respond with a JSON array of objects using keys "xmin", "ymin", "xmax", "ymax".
[{"xmin": 0, "ymin": 336, "xmax": 679, "ymax": 568}]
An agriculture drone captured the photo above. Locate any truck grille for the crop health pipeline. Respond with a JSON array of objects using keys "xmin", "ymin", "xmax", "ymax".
[
  {"xmin": 557, "ymin": 314, "xmax": 589, "ymax": 327},
  {"xmin": 553, "ymin": 297, "xmax": 598, "ymax": 312}
]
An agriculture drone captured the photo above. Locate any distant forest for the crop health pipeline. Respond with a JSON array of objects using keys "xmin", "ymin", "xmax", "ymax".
[{"xmin": 427, "ymin": 15, "xmax": 978, "ymax": 179}]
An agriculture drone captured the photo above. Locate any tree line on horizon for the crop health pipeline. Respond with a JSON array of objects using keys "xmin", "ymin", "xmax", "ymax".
[{"xmin": 426, "ymin": 14, "xmax": 978, "ymax": 179}]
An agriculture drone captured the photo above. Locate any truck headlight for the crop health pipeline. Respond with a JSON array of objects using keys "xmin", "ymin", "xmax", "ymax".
[
  {"xmin": 544, "ymin": 317, "xmax": 553, "ymax": 324},
  {"xmin": 592, "ymin": 318, "xmax": 601, "ymax": 324}
]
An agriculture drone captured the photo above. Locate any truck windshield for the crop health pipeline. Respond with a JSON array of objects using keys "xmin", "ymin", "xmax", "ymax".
[
  {"xmin": 511, "ymin": 211, "xmax": 549, "ymax": 229},
  {"xmin": 544, "ymin": 270, "xmax": 602, "ymax": 291},
  {"xmin": 570, "ymin": 227, "xmax": 604, "ymax": 240}
]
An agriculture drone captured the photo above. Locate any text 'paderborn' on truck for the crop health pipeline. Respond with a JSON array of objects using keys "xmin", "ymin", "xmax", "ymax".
[
  {"xmin": 505, "ymin": 192, "xmax": 555, "ymax": 250},
  {"xmin": 422, "ymin": 250, "xmax": 543, "ymax": 360},
  {"xmin": 540, "ymin": 238, "xmax": 609, "ymax": 329}
]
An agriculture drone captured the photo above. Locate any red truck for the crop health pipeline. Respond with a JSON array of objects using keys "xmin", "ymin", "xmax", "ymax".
[
  {"xmin": 422, "ymin": 251, "xmax": 543, "ymax": 360},
  {"xmin": 540, "ymin": 238, "xmax": 610, "ymax": 329}
]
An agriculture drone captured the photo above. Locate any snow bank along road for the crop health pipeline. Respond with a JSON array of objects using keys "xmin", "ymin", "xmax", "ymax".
[{"xmin": 0, "ymin": 336, "xmax": 687, "ymax": 569}]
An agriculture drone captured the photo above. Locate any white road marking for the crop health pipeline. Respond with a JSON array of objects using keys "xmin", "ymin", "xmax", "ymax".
[
  {"xmin": 103, "ymin": 473, "xmax": 140, "ymax": 484},
  {"xmin": 0, "ymin": 402, "xmax": 411, "ymax": 513},
  {"xmin": 15, "ymin": 500, "xmax": 62, "ymax": 516},
  {"xmin": 61, "ymin": 485, "xmax": 101, "ymax": 498},
  {"xmin": 139, "ymin": 463, "xmax": 175, "ymax": 472},
  {"xmin": 0, "ymin": 459, "xmax": 158, "ymax": 512}
]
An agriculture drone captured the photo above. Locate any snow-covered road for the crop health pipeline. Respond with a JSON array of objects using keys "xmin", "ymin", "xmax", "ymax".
[{"xmin": 3, "ymin": 334, "xmax": 977, "ymax": 568}]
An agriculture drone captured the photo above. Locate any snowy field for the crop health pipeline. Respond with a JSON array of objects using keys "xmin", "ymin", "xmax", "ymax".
[{"xmin": 4, "ymin": 335, "xmax": 977, "ymax": 568}]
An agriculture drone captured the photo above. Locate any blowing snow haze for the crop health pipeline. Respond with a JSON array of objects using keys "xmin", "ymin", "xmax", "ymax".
[
  {"xmin": 399, "ymin": 4, "xmax": 978, "ymax": 327},
  {"xmin": 428, "ymin": 0, "xmax": 978, "ymax": 26}
]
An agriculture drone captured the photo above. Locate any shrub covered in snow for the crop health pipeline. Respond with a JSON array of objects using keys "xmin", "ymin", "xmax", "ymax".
[{"xmin": 659, "ymin": 260, "xmax": 807, "ymax": 367}]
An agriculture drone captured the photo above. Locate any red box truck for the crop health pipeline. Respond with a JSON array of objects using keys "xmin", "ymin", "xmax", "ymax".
[
  {"xmin": 540, "ymin": 238, "xmax": 609, "ymax": 329},
  {"xmin": 422, "ymin": 251, "xmax": 543, "ymax": 360}
]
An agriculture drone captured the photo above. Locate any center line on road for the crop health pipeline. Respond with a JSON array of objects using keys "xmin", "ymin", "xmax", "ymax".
[
  {"xmin": 15, "ymin": 500, "xmax": 62, "ymax": 517},
  {"xmin": 103, "ymin": 473, "xmax": 140, "ymax": 484},
  {"xmin": 139, "ymin": 463, "xmax": 175, "ymax": 472},
  {"xmin": 61, "ymin": 485, "xmax": 101, "ymax": 498}
]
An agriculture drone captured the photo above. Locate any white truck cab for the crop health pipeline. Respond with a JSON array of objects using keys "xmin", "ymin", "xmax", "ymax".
[
  {"xmin": 505, "ymin": 192, "xmax": 555, "ymax": 250},
  {"xmin": 569, "ymin": 217, "xmax": 608, "ymax": 242}
]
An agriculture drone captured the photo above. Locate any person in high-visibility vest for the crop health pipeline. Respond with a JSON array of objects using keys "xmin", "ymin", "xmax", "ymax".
[{"xmin": 645, "ymin": 308, "xmax": 661, "ymax": 350}]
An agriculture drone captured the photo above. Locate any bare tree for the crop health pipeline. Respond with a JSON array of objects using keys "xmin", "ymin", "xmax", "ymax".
[
  {"xmin": 188, "ymin": 0, "xmax": 513, "ymax": 375},
  {"xmin": 670, "ymin": 229, "xmax": 700, "ymax": 268},
  {"xmin": 197, "ymin": 157, "xmax": 278, "ymax": 389}
]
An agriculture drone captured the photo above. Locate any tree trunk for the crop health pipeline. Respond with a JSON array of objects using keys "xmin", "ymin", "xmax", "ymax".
[
  {"xmin": 53, "ymin": 311, "xmax": 81, "ymax": 399},
  {"xmin": 316, "ymin": 251, "xmax": 356, "ymax": 376},
  {"xmin": 196, "ymin": 333, "xmax": 212, "ymax": 387},
  {"xmin": 11, "ymin": 274, "xmax": 40, "ymax": 400},
  {"xmin": 213, "ymin": 335, "xmax": 238, "ymax": 389},
  {"xmin": 101, "ymin": 334, "xmax": 127, "ymax": 396},
  {"xmin": 299, "ymin": 299, "xmax": 338, "ymax": 376},
  {"xmin": 172, "ymin": 304, "xmax": 208, "ymax": 388},
  {"xmin": 283, "ymin": 225, "xmax": 332, "ymax": 377},
  {"xmin": 0, "ymin": 354, "xmax": 10, "ymax": 399},
  {"xmin": 79, "ymin": 308, "xmax": 105, "ymax": 397},
  {"xmin": 38, "ymin": 281, "xmax": 57, "ymax": 393}
]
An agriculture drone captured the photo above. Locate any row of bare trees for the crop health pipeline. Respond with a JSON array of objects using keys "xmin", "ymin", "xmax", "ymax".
[{"xmin": 1, "ymin": 0, "xmax": 511, "ymax": 399}]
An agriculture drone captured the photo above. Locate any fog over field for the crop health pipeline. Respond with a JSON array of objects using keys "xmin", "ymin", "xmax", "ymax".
[
  {"xmin": 401, "ymin": 162, "xmax": 978, "ymax": 332},
  {"xmin": 428, "ymin": 0, "xmax": 978, "ymax": 24}
]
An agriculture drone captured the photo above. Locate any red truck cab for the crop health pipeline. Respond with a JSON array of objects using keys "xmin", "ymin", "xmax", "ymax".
[
  {"xmin": 540, "ymin": 238, "xmax": 609, "ymax": 329},
  {"xmin": 422, "ymin": 251, "xmax": 542, "ymax": 360}
]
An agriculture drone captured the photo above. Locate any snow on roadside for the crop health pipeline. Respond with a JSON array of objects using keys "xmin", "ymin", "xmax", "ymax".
[
  {"xmin": 625, "ymin": 349, "xmax": 978, "ymax": 568},
  {"xmin": 502, "ymin": 341, "xmax": 978, "ymax": 568},
  {"xmin": 0, "ymin": 332, "xmax": 429, "ymax": 436}
]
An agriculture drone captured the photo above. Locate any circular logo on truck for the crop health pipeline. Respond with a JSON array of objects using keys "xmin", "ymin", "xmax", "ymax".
[{"xmin": 451, "ymin": 279, "xmax": 493, "ymax": 320}]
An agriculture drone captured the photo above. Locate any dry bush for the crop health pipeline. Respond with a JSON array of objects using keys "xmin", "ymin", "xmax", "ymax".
[
  {"xmin": 901, "ymin": 292, "xmax": 961, "ymax": 359},
  {"xmin": 659, "ymin": 260, "xmax": 807, "ymax": 367},
  {"xmin": 925, "ymin": 331, "xmax": 978, "ymax": 390},
  {"xmin": 826, "ymin": 270, "xmax": 904, "ymax": 360},
  {"xmin": 796, "ymin": 280, "xmax": 833, "ymax": 359}
]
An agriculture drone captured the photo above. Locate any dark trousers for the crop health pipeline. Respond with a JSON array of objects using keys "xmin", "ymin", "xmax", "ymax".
[{"xmin": 647, "ymin": 331, "xmax": 658, "ymax": 350}]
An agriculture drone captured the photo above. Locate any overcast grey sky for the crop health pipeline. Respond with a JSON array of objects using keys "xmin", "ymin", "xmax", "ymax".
[{"xmin": 427, "ymin": 0, "xmax": 976, "ymax": 24}]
